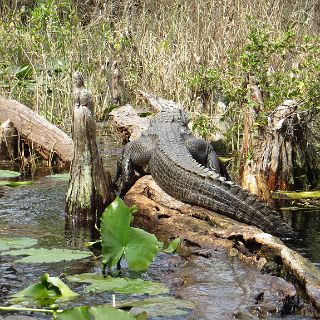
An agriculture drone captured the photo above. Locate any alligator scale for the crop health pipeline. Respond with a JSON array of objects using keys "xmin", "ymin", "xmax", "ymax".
[{"xmin": 114, "ymin": 108, "xmax": 292, "ymax": 236}]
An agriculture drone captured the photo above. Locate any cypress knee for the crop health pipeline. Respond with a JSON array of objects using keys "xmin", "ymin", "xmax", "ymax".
[{"xmin": 65, "ymin": 72, "xmax": 115, "ymax": 225}]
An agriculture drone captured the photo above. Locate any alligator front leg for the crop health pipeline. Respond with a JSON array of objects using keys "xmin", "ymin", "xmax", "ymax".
[{"xmin": 114, "ymin": 138, "xmax": 154, "ymax": 196}]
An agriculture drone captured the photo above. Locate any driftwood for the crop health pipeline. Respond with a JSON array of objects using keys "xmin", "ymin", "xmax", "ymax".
[
  {"xmin": 126, "ymin": 175, "xmax": 320, "ymax": 315},
  {"xmin": 65, "ymin": 72, "xmax": 114, "ymax": 225},
  {"xmin": 0, "ymin": 95, "xmax": 73, "ymax": 166}
]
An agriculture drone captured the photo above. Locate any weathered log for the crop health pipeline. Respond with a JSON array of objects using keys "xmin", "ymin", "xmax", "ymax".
[
  {"xmin": 0, "ymin": 95, "xmax": 74, "ymax": 166},
  {"xmin": 125, "ymin": 175, "xmax": 320, "ymax": 314},
  {"xmin": 139, "ymin": 90, "xmax": 184, "ymax": 112},
  {"xmin": 109, "ymin": 104, "xmax": 151, "ymax": 143},
  {"xmin": 65, "ymin": 72, "xmax": 115, "ymax": 224}
]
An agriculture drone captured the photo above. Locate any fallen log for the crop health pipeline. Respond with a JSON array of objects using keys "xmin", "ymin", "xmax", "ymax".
[
  {"xmin": 0, "ymin": 95, "xmax": 74, "ymax": 166},
  {"xmin": 125, "ymin": 175, "xmax": 320, "ymax": 314}
]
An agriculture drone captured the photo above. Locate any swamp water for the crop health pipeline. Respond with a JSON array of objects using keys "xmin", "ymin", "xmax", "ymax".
[{"xmin": 0, "ymin": 127, "xmax": 319, "ymax": 319}]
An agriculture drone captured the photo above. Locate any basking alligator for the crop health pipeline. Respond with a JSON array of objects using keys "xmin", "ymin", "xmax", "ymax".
[{"xmin": 114, "ymin": 108, "xmax": 292, "ymax": 236}]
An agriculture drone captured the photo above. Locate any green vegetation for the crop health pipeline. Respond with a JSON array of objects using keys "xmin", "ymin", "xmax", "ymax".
[
  {"xmin": 0, "ymin": 198, "xmax": 183, "ymax": 319},
  {"xmin": 68, "ymin": 273, "xmax": 168, "ymax": 295},
  {"xmin": 1, "ymin": 247, "xmax": 93, "ymax": 263},
  {"xmin": 0, "ymin": 237, "xmax": 37, "ymax": 250},
  {"xmin": 11, "ymin": 273, "xmax": 78, "ymax": 305},
  {"xmin": 100, "ymin": 197, "xmax": 159, "ymax": 272},
  {"xmin": 0, "ymin": 1, "xmax": 319, "ymax": 136}
]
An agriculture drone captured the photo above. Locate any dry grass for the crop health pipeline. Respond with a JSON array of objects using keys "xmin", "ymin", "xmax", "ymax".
[{"xmin": 0, "ymin": 0, "xmax": 318, "ymax": 132}]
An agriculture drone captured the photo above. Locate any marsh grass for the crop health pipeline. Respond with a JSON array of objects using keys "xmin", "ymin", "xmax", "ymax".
[{"xmin": 0, "ymin": 0, "xmax": 319, "ymax": 137}]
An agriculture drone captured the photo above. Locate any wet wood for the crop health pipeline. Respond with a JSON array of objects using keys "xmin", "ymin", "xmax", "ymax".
[
  {"xmin": 125, "ymin": 175, "xmax": 320, "ymax": 313},
  {"xmin": 0, "ymin": 95, "xmax": 73, "ymax": 166},
  {"xmin": 65, "ymin": 72, "xmax": 115, "ymax": 225}
]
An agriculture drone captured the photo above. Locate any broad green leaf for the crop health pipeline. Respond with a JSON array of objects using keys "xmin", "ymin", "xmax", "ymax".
[
  {"xmin": 57, "ymin": 306, "xmax": 137, "ymax": 320},
  {"xmin": 0, "ymin": 180, "xmax": 33, "ymax": 187},
  {"xmin": 56, "ymin": 306, "xmax": 89, "ymax": 320},
  {"xmin": 125, "ymin": 228, "xmax": 159, "ymax": 271},
  {"xmin": 162, "ymin": 237, "xmax": 181, "ymax": 254},
  {"xmin": 101, "ymin": 197, "xmax": 158, "ymax": 271},
  {"xmin": 1, "ymin": 248, "xmax": 92, "ymax": 263},
  {"xmin": 0, "ymin": 237, "xmax": 37, "ymax": 251},
  {"xmin": 119, "ymin": 296, "xmax": 195, "ymax": 317},
  {"xmin": 68, "ymin": 273, "xmax": 168, "ymax": 295},
  {"xmin": 11, "ymin": 273, "xmax": 78, "ymax": 305},
  {"xmin": 0, "ymin": 169, "xmax": 20, "ymax": 179}
]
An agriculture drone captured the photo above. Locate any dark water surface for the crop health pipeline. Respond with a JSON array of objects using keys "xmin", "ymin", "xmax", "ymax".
[{"xmin": 0, "ymin": 126, "xmax": 319, "ymax": 319}]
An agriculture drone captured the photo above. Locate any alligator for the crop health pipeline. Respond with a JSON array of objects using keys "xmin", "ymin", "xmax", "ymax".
[{"xmin": 114, "ymin": 107, "xmax": 292, "ymax": 236}]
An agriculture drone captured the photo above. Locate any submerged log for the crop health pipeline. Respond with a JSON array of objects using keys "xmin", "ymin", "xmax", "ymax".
[
  {"xmin": 65, "ymin": 72, "xmax": 115, "ymax": 225},
  {"xmin": 0, "ymin": 95, "xmax": 73, "ymax": 166},
  {"xmin": 125, "ymin": 175, "xmax": 320, "ymax": 314}
]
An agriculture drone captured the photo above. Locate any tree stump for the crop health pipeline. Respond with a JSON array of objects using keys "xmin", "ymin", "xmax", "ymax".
[
  {"xmin": 65, "ymin": 72, "xmax": 115, "ymax": 225},
  {"xmin": 241, "ymin": 99, "xmax": 318, "ymax": 198},
  {"xmin": 0, "ymin": 119, "xmax": 18, "ymax": 161}
]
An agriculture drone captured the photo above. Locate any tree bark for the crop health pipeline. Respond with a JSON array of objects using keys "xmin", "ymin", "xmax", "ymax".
[
  {"xmin": 65, "ymin": 72, "xmax": 115, "ymax": 226},
  {"xmin": 240, "ymin": 99, "xmax": 318, "ymax": 197},
  {"xmin": 0, "ymin": 95, "xmax": 73, "ymax": 166},
  {"xmin": 0, "ymin": 119, "xmax": 18, "ymax": 161}
]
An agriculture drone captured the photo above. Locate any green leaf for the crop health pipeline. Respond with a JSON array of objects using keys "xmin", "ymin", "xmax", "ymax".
[
  {"xmin": 68, "ymin": 273, "xmax": 168, "ymax": 295},
  {"xmin": 0, "ymin": 180, "xmax": 33, "ymax": 187},
  {"xmin": 1, "ymin": 248, "xmax": 92, "ymax": 263},
  {"xmin": 119, "ymin": 296, "xmax": 195, "ymax": 317},
  {"xmin": 57, "ymin": 306, "xmax": 137, "ymax": 320},
  {"xmin": 162, "ymin": 238, "xmax": 180, "ymax": 254},
  {"xmin": 15, "ymin": 64, "xmax": 33, "ymax": 79},
  {"xmin": 0, "ymin": 237, "xmax": 37, "ymax": 251},
  {"xmin": 101, "ymin": 197, "xmax": 158, "ymax": 271},
  {"xmin": 11, "ymin": 273, "xmax": 78, "ymax": 305},
  {"xmin": 0, "ymin": 169, "xmax": 20, "ymax": 179}
]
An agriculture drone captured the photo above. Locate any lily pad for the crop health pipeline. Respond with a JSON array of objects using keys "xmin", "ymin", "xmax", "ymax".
[
  {"xmin": 275, "ymin": 190, "xmax": 320, "ymax": 199},
  {"xmin": 68, "ymin": 273, "xmax": 168, "ymax": 295},
  {"xmin": 0, "ymin": 237, "xmax": 37, "ymax": 251},
  {"xmin": 1, "ymin": 248, "xmax": 92, "ymax": 263},
  {"xmin": 0, "ymin": 169, "xmax": 20, "ymax": 179},
  {"xmin": 11, "ymin": 273, "xmax": 78, "ymax": 305},
  {"xmin": 119, "ymin": 296, "xmax": 195, "ymax": 318},
  {"xmin": 0, "ymin": 180, "xmax": 33, "ymax": 187},
  {"xmin": 101, "ymin": 197, "xmax": 159, "ymax": 271},
  {"xmin": 57, "ymin": 305, "xmax": 137, "ymax": 320},
  {"xmin": 46, "ymin": 173, "xmax": 70, "ymax": 181}
]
